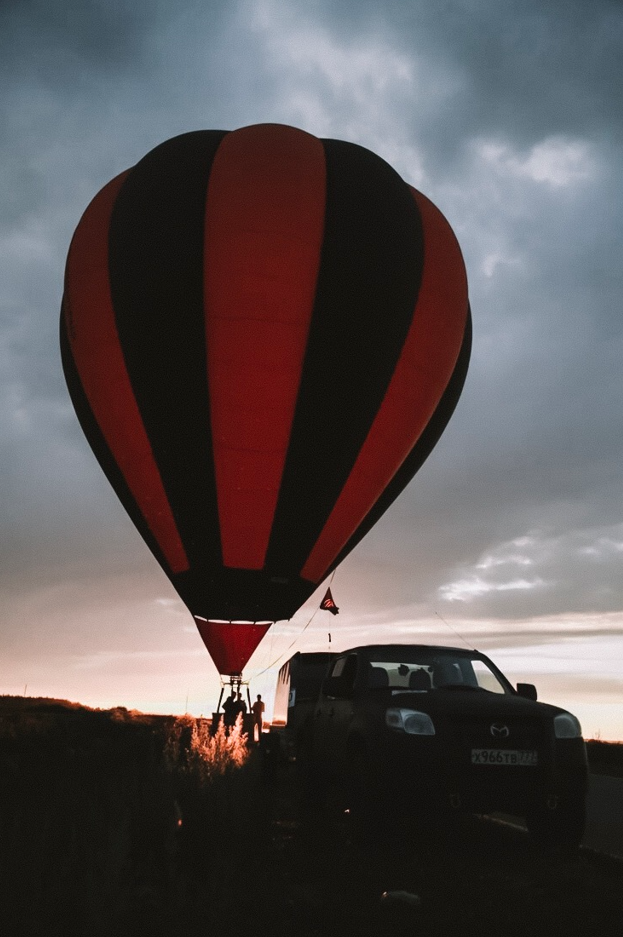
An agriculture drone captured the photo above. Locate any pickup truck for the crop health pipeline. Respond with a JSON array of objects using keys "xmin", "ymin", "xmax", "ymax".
[{"xmin": 306, "ymin": 643, "xmax": 588, "ymax": 850}]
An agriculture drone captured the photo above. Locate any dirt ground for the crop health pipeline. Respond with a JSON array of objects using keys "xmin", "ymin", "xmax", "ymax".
[{"xmin": 249, "ymin": 760, "xmax": 623, "ymax": 937}]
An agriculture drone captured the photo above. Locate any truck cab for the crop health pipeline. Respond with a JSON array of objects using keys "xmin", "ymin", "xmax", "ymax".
[{"xmin": 310, "ymin": 643, "xmax": 588, "ymax": 850}]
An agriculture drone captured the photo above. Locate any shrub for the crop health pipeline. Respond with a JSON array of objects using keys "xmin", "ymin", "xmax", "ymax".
[{"xmin": 164, "ymin": 713, "xmax": 250, "ymax": 781}]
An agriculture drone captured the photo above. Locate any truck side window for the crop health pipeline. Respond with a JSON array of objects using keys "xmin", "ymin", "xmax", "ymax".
[
  {"xmin": 337, "ymin": 655, "xmax": 358, "ymax": 692},
  {"xmin": 328, "ymin": 655, "xmax": 358, "ymax": 696},
  {"xmin": 331, "ymin": 657, "xmax": 348, "ymax": 678}
]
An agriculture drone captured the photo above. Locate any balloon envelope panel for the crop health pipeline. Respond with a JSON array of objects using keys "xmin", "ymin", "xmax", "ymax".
[
  {"xmin": 194, "ymin": 620, "xmax": 272, "ymax": 677},
  {"xmin": 61, "ymin": 123, "xmax": 470, "ymax": 650}
]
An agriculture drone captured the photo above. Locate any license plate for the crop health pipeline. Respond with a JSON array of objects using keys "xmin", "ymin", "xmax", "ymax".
[{"xmin": 471, "ymin": 748, "xmax": 537, "ymax": 766}]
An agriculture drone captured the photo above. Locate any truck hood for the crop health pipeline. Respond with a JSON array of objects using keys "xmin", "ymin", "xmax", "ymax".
[{"xmin": 386, "ymin": 689, "xmax": 570, "ymax": 722}]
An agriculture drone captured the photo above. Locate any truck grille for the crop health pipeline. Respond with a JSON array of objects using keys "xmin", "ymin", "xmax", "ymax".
[{"xmin": 443, "ymin": 717, "xmax": 546, "ymax": 753}]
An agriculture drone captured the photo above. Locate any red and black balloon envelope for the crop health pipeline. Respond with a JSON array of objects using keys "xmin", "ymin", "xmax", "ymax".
[{"xmin": 61, "ymin": 123, "xmax": 471, "ymax": 676}]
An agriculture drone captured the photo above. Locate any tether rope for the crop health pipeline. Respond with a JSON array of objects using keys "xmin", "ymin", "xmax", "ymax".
[{"xmin": 251, "ymin": 570, "xmax": 337, "ymax": 677}]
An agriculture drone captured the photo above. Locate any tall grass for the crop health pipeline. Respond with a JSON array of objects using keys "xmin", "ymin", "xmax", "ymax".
[
  {"xmin": 0, "ymin": 701, "xmax": 261, "ymax": 936},
  {"xmin": 164, "ymin": 713, "xmax": 250, "ymax": 779}
]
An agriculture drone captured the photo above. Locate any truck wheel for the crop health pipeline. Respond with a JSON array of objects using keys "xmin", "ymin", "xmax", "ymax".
[
  {"xmin": 346, "ymin": 747, "xmax": 383, "ymax": 841},
  {"xmin": 525, "ymin": 792, "xmax": 586, "ymax": 855},
  {"xmin": 259, "ymin": 729, "xmax": 282, "ymax": 780},
  {"xmin": 296, "ymin": 737, "xmax": 327, "ymax": 808}
]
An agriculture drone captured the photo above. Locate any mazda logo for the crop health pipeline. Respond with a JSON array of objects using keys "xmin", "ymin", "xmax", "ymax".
[{"xmin": 490, "ymin": 723, "xmax": 509, "ymax": 738}]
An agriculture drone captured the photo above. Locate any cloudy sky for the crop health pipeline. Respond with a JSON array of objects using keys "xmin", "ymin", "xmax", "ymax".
[{"xmin": 2, "ymin": 0, "xmax": 622, "ymax": 737}]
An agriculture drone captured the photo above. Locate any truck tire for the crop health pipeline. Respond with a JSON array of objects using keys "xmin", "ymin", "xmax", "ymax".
[
  {"xmin": 296, "ymin": 735, "xmax": 327, "ymax": 809},
  {"xmin": 525, "ymin": 791, "xmax": 586, "ymax": 855},
  {"xmin": 346, "ymin": 745, "xmax": 384, "ymax": 842}
]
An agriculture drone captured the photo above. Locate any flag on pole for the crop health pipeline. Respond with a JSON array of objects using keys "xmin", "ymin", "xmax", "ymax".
[{"xmin": 320, "ymin": 588, "xmax": 339, "ymax": 615}]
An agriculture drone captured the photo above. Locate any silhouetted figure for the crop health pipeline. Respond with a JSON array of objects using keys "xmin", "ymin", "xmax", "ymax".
[
  {"xmin": 251, "ymin": 694, "xmax": 265, "ymax": 742},
  {"xmin": 233, "ymin": 692, "xmax": 247, "ymax": 725},
  {"xmin": 222, "ymin": 693, "xmax": 236, "ymax": 730}
]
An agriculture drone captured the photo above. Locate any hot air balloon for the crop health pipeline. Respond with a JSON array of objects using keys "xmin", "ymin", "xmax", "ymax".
[{"xmin": 61, "ymin": 123, "xmax": 470, "ymax": 681}]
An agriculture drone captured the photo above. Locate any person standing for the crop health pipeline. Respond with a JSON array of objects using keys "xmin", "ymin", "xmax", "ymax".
[
  {"xmin": 251, "ymin": 694, "xmax": 265, "ymax": 742},
  {"xmin": 222, "ymin": 692, "xmax": 236, "ymax": 732}
]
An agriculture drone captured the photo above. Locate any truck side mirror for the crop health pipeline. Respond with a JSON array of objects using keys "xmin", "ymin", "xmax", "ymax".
[{"xmin": 516, "ymin": 682, "xmax": 537, "ymax": 701}]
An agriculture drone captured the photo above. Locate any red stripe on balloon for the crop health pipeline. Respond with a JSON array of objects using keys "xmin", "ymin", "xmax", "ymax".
[
  {"xmin": 204, "ymin": 124, "xmax": 326, "ymax": 570},
  {"xmin": 195, "ymin": 619, "xmax": 271, "ymax": 675},
  {"xmin": 63, "ymin": 172, "xmax": 189, "ymax": 574},
  {"xmin": 301, "ymin": 188, "xmax": 468, "ymax": 583}
]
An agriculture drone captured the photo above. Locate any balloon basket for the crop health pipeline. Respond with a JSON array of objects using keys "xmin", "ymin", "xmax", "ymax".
[{"xmin": 212, "ymin": 673, "xmax": 255, "ymax": 738}]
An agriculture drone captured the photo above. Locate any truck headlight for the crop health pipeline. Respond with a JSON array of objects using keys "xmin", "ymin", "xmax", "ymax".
[
  {"xmin": 554, "ymin": 713, "xmax": 582, "ymax": 739},
  {"xmin": 386, "ymin": 708, "xmax": 435, "ymax": 736}
]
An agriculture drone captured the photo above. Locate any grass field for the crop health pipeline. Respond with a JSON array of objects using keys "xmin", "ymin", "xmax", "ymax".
[
  {"xmin": 585, "ymin": 739, "xmax": 623, "ymax": 778},
  {"xmin": 1, "ymin": 696, "xmax": 622, "ymax": 936}
]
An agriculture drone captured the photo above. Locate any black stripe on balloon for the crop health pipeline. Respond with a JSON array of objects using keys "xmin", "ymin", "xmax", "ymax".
[
  {"xmin": 59, "ymin": 311, "xmax": 172, "ymax": 575},
  {"xmin": 107, "ymin": 131, "xmax": 227, "ymax": 604},
  {"xmin": 326, "ymin": 306, "xmax": 472, "ymax": 575},
  {"xmin": 266, "ymin": 139, "xmax": 424, "ymax": 577},
  {"xmin": 184, "ymin": 567, "xmax": 315, "ymax": 623}
]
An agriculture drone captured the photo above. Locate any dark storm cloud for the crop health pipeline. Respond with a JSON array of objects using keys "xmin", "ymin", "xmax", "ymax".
[
  {"xmin": 306, "ymin": 0, "xmax": 623, "ymax": 156},
  {"xmin": 0, "ymin": 0, "xmax": 151, "ymax": 226},
  {"xmin": 0, "ymin": 0, "xmax": 147, "ymax": 66},
  {"xmin": 425, "ymin": 162, "xmax": 623, "ymax": 615}
]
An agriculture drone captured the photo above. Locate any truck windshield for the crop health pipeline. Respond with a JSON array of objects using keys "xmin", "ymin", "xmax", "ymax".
[{"xmin": 365, "ymin": 652, "xmax": 508, "ymax": 694}]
